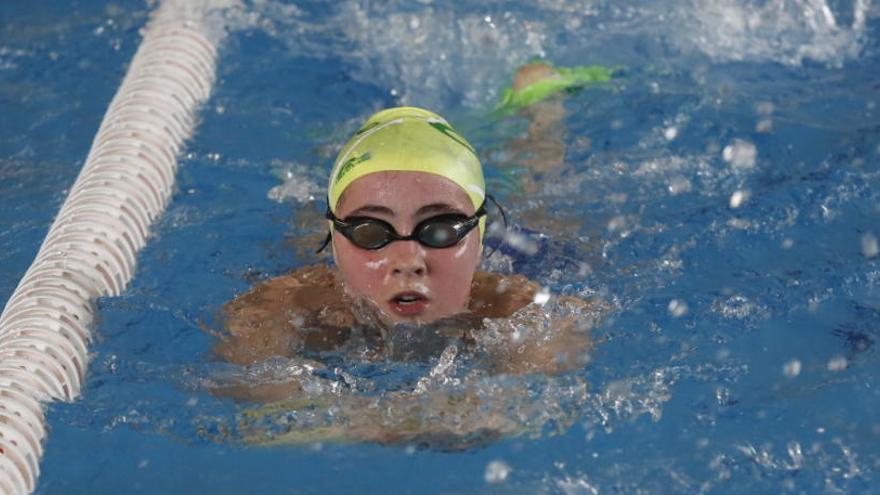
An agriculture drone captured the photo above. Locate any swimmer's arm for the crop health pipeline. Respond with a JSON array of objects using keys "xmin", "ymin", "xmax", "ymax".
[
  {"xmin": 492, "ymin": 296, "xmax": 595, "ymax": 376},
  {"xmin": 214, "ymin": 380, "xmax": 305, "ymax": 403},
  {"xmin": 244, "ymin": 386, "xmax": 527, "ymax": 449}
]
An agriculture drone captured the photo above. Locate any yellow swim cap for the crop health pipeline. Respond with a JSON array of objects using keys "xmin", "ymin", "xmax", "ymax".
[{"xmin": 328, "ymin": 107, "xmax": 485, "ymax": 213}]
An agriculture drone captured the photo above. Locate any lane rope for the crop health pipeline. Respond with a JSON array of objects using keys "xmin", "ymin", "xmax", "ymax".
[{"xmin": 0, "ymin": 2, "xmax": 220, "ymax": 492}]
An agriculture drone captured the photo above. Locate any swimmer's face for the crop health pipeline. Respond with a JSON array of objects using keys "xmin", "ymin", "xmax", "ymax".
[{"xmin": 332, "ymin": 171, "xmax": 482, "ymax": 325}]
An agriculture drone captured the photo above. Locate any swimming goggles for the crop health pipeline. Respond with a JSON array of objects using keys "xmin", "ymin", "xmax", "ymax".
[{"xmin": 317, "ymin": 195, "xmax": 507, "ymax": 253}]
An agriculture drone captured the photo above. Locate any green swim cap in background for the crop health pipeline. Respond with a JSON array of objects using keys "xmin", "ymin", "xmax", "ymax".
[
  {"xmin": 496, "ymin": 63, "xmax": 617, "ymax": 114},
  {"xmin": 328, "ymin": 107, "xmax": 485, "ymax": 214}
]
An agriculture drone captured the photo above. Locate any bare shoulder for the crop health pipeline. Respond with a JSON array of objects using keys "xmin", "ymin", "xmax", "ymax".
[
  {"xmin": 216, "ymin": 265, "xmax": 353, "ymax": 365},
  {"xmin": 468, "ymin": 271, "xmax": 541, "ymax": 318},
  {"xmin": 223, "ymin": 265, "xmax": 330, "ymax": 331}
]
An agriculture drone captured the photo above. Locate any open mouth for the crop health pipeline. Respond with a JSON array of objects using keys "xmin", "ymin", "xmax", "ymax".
[{"xmin": 389, "ymin": 291, "xmax": 429, "ymax": 317}]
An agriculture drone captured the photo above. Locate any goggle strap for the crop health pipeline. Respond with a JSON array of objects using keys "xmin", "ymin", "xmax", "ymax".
[
  {"xmin": 486, "ymin": 193, "xmax": 508, "ymax": 230},
  {"xmin": 484, "ymin": 193, "xmax": 508, "ymax": 258},
  {"xmin": 316, "ymin": 229, "xmax": 332, "ymax": 254}
]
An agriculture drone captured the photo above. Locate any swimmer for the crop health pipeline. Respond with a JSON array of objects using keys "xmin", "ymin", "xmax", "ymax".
[
  {"xmin": 506, "ymin": 61, "xmax": 570, "ymax": 174},
  {"xmin": 214, "ymin": 107, "xmax": 600, "ymax": 443},
  {"xmin": 496, "ymin": 61, "xmax": 616, "ymax": 229}
]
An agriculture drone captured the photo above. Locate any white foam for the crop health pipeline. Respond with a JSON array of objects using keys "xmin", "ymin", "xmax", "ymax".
[{"xmin": 681, "ymin": 0, "xmax": 870, "ymax": 66}]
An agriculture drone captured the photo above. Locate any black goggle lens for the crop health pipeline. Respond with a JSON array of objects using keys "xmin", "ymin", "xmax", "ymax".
[
  {"xmin": 414, "ymin": 217, "xmax": 463, "ymax": 248},
  {"xmin": 350, "ymin": 221, "xmax": 396, "ymax": 249}
]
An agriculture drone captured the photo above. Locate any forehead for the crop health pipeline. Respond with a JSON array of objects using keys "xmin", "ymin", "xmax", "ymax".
[{"xmin": 336, "ymin": 171, "xmax": 473, "ymax": 213}]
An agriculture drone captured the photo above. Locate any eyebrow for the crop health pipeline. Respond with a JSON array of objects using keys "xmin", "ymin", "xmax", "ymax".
[
  {"xmin": 346, "ymin": 204, "xmax": 395, "ymax": 217},
  {"xmin": 415, "ymin": 203, "xmax": 466, "ymax": 216},
  {"xmin": 345, "ymin": 203, "xmax": 466, "ymax": 218}
]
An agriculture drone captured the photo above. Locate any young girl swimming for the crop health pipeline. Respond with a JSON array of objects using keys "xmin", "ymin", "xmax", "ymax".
[{"xmin": 215, "ymin": 106, "xmax": 596, "ymax": 417}]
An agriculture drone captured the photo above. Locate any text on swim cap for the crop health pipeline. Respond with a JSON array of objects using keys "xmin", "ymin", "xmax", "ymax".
[{"xmin": 334, "ymin": 152, "xmax": 372, "ymax": 184}]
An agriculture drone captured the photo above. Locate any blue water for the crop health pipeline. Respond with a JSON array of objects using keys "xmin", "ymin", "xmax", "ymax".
[{"xmin": 2, "ymin": 0, "xmax": 879, "ymax": 493}]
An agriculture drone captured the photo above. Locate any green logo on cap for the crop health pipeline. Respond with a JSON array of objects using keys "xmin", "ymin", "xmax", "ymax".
[
  {"xmin": 334, "ymin": 152, "xmax": 371, "ymax": 184},
  {"xmin": 429, "ymin": 122, "xmax": 476, "ymax": 156}
]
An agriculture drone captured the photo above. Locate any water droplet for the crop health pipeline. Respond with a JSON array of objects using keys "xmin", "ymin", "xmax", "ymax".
[
  {"xmin": 607, "ymin": 215, "xmax": 626, "ymax": 232},
  {"xmin": 861, "ymin": 233, "xmax": 878, "ymax": 258},
  {"xmin": 756, "ymin": 118, "xmax": 773, "ymax": 133},
  {"xmin": 668, "ymin": 299, "xmax": 688, "ymax": 317},
  {"xmin": 484, "ymin": 460, "xmax": 511, "ymax": 483},
  {"xmin": 827, "ymin": 356, "xmax": 848, "ymax": 372},
  {"xmin": 668, "ymin": 176, "xmax": 691, "ymax": 195},
  {"xmin": 783, "ymin": 359, "xmax": 801, "ymax": 378},
  {"xmin": 533, "ymin": 287, "xmax": 551, "ymax": 306},
  {"xmin": 729, "ymin": 190, "xmax": 749, "ymax": 208},
  {"xmin": 756, "ymin": 101, "xmax": 775, "ymax": 115},
  {"xmin": 503, "ymin": 230, "xmax": 539, "ymax": 255},
  {"xmin": 722, "ymin": 139, "xmax": 757, "ymax": 169}
]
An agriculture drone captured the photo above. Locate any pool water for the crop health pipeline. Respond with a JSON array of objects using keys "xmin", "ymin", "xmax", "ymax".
[{"xmin": 2, "ymin": 0, "xmax": 879, "ymax": 493}]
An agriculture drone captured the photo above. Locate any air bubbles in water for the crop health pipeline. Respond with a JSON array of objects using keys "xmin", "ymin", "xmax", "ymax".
[{"xmin": 484, "ymin": 459, "xmax": 511, "ymax": 483}]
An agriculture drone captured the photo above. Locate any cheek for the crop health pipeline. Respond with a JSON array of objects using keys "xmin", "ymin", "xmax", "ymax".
[
  {"xmin": 334, "ymin": 239, "xmax": 387, "ymax": 294},
  {"xmin": 432, "ymin": 235, "xmax": 481, "ymax": 285}
]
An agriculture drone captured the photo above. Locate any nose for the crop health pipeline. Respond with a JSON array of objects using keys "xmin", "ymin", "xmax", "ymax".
[{"xmin": 387, "ymin": 240, "xmax": 427, "ymax": 277}]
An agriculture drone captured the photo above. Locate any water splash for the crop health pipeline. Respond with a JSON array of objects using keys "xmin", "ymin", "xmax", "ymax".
[{"xmin": 682, "ymin": 0, "xmax": 872, "ymax": 66}]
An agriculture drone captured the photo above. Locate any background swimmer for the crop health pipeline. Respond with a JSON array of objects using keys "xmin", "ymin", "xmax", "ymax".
[{"xmin": 214, "ymin": 107, "xmax": 598, "ymax": 414}]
